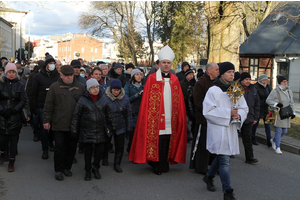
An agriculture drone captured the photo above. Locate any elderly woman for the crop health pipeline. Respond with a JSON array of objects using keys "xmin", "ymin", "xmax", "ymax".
[
  {"xmin": 266, "ymin": 75, "xmax": 295, "ymax": 155},
  {"xmin": 124, "ymin": 69, "xmax": 144, "ymax": 153},
  {"xmin": 0, "ymin": 63, "xmax": 27, "ymax": 172},
  {"xmin": 102, "ymin": 79, "xmax": 133, "ymax": 173},
  {"xmin": 252, "ymin": 74, "xmax": 272, "ymax": 146},
  {"xmin": 71, "ymin": 78, "xmax": 114, "ymax": 181}
]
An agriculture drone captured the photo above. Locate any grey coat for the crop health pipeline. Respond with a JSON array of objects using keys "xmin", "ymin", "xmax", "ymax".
[{"xmin": 266, "ymin": 84, "xmax": 295, "ymax": 128}]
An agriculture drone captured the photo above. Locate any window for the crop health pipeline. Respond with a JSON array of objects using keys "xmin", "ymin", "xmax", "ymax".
[
  {"xmin": 91, "ymin": 47, "xmax": 93, "ymax": 53},
  {"xmin": 249, "ymin": 58, "xmax": 258, "ymax": 80},
  {"xmin": 81, "ymin": 47, "xmax": 84, "ymax": 53},
  {"xmin": 95, "ymin": 48, "xmax": 97, "ymax": 53}
]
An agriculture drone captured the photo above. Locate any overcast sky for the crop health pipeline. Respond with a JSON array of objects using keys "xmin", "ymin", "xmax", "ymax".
[{"xmin": 8, "ymin": 1, "xmax": 90, "ymax": 39}]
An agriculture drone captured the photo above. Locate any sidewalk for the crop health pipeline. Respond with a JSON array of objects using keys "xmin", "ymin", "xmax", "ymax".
[{"xmin": 256, "ymin": 128, "xmax": 300, "ymax": 155}]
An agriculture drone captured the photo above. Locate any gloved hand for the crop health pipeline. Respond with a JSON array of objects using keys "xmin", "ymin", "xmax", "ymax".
[
  {"xmin": 2, "ymin": 108, "xmax": 16, "ymax": 119},
  {"xmin": 277, "ymin": 103, "xmax": 283, "ymax": 108},
  {"xmin": 291, "ymin": 114, "xmax": 296, "ymax": 119}
]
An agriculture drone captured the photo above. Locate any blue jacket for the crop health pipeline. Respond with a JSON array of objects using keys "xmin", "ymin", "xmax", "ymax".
[
  {"xmin": 101, "ymin": 87, "xmax": 133, "ymax": 135},
  {"xmin": 124, "ymin": 82, "xmax": 144, "ymax": 127}
]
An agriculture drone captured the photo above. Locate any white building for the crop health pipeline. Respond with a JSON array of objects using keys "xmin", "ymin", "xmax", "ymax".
[{"xmin": 0, "ymin": 17, "xmax": 13, "ymax": 59}]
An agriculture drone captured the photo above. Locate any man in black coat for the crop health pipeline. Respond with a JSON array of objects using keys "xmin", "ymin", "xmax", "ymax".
[
  {"xmin": 70, "ymin": 59, "xmax": 87, "ymax": 87},
  {"xmin": 119, "ymin": 63, "xmax": 134, "ymax": 87},
  {"xmin": 180, "ymin": 69, "xmax": 196, "ymax": 142},
  {"xmin": 31, "ymin": 55, "xmax": 59, "ymax": 160},
  {"xmin": 239, "ymin": 72, "xmax": 260, "ymax": 164},
  {"xmin": 176, "ymin": 61, "xmax": 191, "ymax": 82}
]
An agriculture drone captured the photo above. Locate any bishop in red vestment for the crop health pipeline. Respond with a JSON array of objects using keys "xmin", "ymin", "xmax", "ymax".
[{"xmin": 128, "ymin": 46, "xmax": 187, "ymax": 175}]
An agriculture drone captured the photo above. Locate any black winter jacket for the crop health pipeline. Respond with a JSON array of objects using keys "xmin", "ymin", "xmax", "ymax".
[
  {"xmin": 31, "ymin": 67, "xmax": 59, "ymax": 110},
  {"xmin": 240, "ymin": 83, "xmax": 260, "ymax": 124},
  {"xmin": 0, "ymin": 76, "xmax": 27, "ymax": 134},
  {"xmin": 101, "ymin": 87, "xmax": 133, "ymax": 135},
  {"xmin": 71, "ymin": 91, "xmax": 115, "ymax": 143},
  {"xmin": 176, "ymin": 71, "xmax": 186, "ymax": 82},
  {"xmin": 254, "ymin": 82, "xmax": 271, "ymax": 119},
  {"xmin": 118, "ymin": 72, "xmax": 131, "ymax": 87}
]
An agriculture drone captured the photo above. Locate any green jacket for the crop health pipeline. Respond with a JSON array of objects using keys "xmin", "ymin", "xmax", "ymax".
[{"xmin": 43, "ymin": 78, "xmax": 85, "ymax": 132}]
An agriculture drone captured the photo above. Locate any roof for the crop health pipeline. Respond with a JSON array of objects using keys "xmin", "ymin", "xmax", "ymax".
[
  {"xmin": 0, "ymin": 17, "xmax": 13, "ymax": 27},
  {"xmin": 240, "ymin": 2, "xmax": 300, "ymax": 55}
]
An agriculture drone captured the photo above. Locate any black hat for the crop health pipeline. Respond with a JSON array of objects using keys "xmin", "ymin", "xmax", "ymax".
[
  {"xmin": 277, "ymin": 75, "xmax": 287, "ymax": 84},
  {"xmin": 70, "ymin": 60, "xmax": 81, "ymax": 68},
  {"xmin": 125, "ymin": 63, "xmax": 135, "ymax": 70},
  {"xmin": 0, "ymin": 57, "xmax": 8, "ymax": 61},
  {"xmin": 184, "ymin": 69, "xmax": 194, "ymax": 76},
  {"xmin": 115, "ymin": 63, "xmax": 123, "ymax": 69},
  {"xmin": 44, "ymin": 55, "xmax": 56, "ymax": 66},
  {"xmin": 60, "ymin": 65, "xmax": 74, "ymax": 75},
  {"xmin": 218, "ymin": 62, "xmax": 235, "ymax": 76},
  {"xmin": 97, "ymin": 61, "xmax": 105, "ymax": 66},
  {"xmin": 111, "ymin": 79, "xmax": 122, "ymax": 89},
  {"xmin": 181, "ymin": 61, "xmax": 190, "ymax": 69},
  {"xmin": 234, "ymin": 72, "xmax": 241, "ymax": 81},
  {"xmin": 240, "ymin": 72, "xmax": 251, "ymax": 81}
]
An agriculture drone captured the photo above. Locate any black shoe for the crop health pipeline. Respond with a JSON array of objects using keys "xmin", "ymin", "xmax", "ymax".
[
  {"xmin": 55, "ymin": 172, "xmax": 64, "ymax": 181},
  {"xmin": 267, "ymin": 136, "xmax": 272, "ymax": 147},
  {"xmin": 92, "ymin": 167, "xmax": 101, "ymax": 179},
  {"xmin": 85, "ymin": 171, "xmax": 91, "ymax": 181},
  {"xmin": 33, "ymin": 136, "xmax": 39, "ymax": 142},
  {"xmin": 102, "ymin": 158, "xmax": 108, "ymax": 166},
  {"xmin": 114, "ymin": 164, "xmax": 122, "ymax": 173},
  {"xmin": 154, "ymin": 168, "xmax": 162, "ymax": 175},
  {"xmin": 63, "ymin": 169, "xmax": 72, "ymax": 177},
  {"xmin": 252, "ymin": 136, "xmax": 259, "ymax": 145},
  {"xmin": 245, "ymin": 158, "xmax": 258, "ymax": 164},
  {"xmin": 203, "ymin": 175, "xmax": 216, "ymax": 191},
  {"xmin": 78, "ymin": 148, "xmax": 84, "ymax": 154},
  {"xmin": 42, "ymin": 150, "xmax": 49, "ymax": 159},
  {"xmin": 224, "ymin": 189, "xmax": 236, "ymax": 200}
]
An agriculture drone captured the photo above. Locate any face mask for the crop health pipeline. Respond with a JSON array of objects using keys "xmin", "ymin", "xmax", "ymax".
[
  {"xmin": 80, "ymin": 74, "xmax": 85, "ymax": 78},
  {"xmin": 48, "ymin": 64, "xmax": 55, "ymax": 71}
]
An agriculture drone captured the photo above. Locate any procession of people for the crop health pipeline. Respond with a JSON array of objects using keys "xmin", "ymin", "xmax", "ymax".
[{"xmin": 0, "ymin": 45, "xmax": 297, "ymax": 200}]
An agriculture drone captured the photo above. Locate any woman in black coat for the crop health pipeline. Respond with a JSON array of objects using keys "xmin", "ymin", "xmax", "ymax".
[
  {"xmin": 252, "ymin": 74, "xmax": 272, "ymax": 146},
  {"xmin": 0, "ymin": 63, "xmax": 27, "ymax": 172},
  {"xmin": 101, "ymin": 79, "xmax": 133, "ymax": 173},
  {"xmin": 124, "ymin": 69, "xmax": 144, "ymax": 153},
  {"xmin": 71, "ymin": 78, "xmax": 115, "ymax": 181}
]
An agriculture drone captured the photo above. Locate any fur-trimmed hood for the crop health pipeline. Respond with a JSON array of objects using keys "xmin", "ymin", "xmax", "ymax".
[
  {"xmin": 1, "ymin": 74, "xmax": 20, "ymax": 83},
  {"xmin": 105, "ymin": 86, "xmax": 125, "ymax": 101}
]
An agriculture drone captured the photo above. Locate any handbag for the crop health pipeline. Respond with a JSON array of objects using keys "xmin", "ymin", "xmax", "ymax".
[{"xmin": 276, "ymin": 89, "xmax": 293, "ymax": 120}]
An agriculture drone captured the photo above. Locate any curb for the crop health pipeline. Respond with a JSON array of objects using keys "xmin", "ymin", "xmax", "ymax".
[{"xmin": 256, "ymin": 128, "xmax": 300, "ymax": 155}]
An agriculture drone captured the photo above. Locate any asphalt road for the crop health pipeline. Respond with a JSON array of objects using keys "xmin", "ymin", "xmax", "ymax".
[{"xmin": 1, "ymin": 126, "xmax": 300, "ymax": 200}]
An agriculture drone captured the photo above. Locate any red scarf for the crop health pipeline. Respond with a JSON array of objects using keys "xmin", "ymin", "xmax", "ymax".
[{"xmin": 89, "ymin": 93, "xmax": 98, "ymax": 101}]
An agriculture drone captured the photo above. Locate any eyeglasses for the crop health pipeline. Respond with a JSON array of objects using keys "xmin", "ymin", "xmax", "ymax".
[{"xmin": 90, "ymin": 86, "xmax": 99, "ymax": 90}]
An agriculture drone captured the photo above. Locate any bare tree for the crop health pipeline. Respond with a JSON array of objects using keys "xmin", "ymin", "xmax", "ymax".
[{"xmin": 79, "ymin": 1, "xmax": 141, "ymax": 65}]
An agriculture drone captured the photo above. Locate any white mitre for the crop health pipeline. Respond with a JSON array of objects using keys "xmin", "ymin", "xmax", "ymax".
[{"xmin": 158, "ymin": 45, "xmax": 175, "ymax": 62}]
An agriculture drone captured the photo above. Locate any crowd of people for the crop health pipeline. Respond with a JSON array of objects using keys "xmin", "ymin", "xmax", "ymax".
[{"xmin": 0, "ymin": 46, "xmax": 296, "ymax": 200}]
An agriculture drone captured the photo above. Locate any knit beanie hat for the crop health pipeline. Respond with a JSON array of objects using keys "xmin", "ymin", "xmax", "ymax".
[
  {"xmin": 240, "ymin": 72, "xmax": 251, "ymax": 81},
  {"xmin": 184, "ymin": 69, "xmax": 194, "ymax": 76},
  {"xmin": 218, "ymin": 62, "xmax": 235, "ymax": 76},
  {"xmin": 277, "ymin": 75, "xmax": 287, "ymax": 84},
  {"xmin": 44, "ymin": 55, "xmax": 56, "ymax": 66},
  {"xmin": 111, "ymin": 79, "xmax": 122, "ymax": 89},
  {"xmin": 258, "ymin": 74, "xmax": 268, "ymax": 82},
  {"xmin": 86, "ymin": 78, "xmax": 99, "ymax": 91},
  {"xmin": 131, "ymin": 69, "xmax": 141, "ymax": 78},
  {"xmin": 234, "ymin": 72, "xmax": 241, "ymax": 81},
  {"xmin": 125, "ymin": 63, "xmax": 135, "ymax": 70},
  {"xmin": 5, "ymin": 63, "xmax": 17, "ymax": 74},
  {"xmin": 115, "ymin": 63, "xmax": 123, "ymax": 69},
  {"xmin": 23, "ymin": 67, "xmax": 31, "ymax": 75}
]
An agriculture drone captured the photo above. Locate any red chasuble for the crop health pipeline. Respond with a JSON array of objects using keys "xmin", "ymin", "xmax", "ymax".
[{"xmin": 128, "ymin": 71, "xmax": 187, "ymax": 164}]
